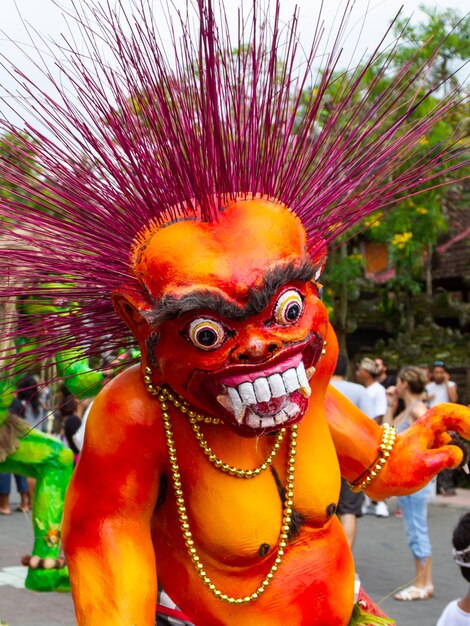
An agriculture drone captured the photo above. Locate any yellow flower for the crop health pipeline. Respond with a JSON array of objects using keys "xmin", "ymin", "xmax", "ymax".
[
  {"xmin": 392, "ymin": 232, "xmax": 413, "ymax": 249},
  {"xmin": 364, "ymin": 211, "xmax": 383, "ymax": 228},
  {"xmin": 419, "ymin": 138, "xmax": 429, "ymax": 146},
  {"xmin": 327, "ymin": 221, "xmax": 343, "ymax": 233},
  {"xmin": 416, "ymin": 207, "xmax": 428, "ymax": 215}
]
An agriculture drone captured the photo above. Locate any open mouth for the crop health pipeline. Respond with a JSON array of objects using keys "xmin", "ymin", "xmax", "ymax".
[
  {"xmin": 189, "ymin": 335, "xmax": 323, "ymax": 434},
  {"xmin": 216, "ymin": 353, "xmax": 312, "ymax": 429}
]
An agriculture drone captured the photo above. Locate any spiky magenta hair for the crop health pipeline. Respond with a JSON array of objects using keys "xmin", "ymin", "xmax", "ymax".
[{"xmin": 0, "ymin": 0, "xmax": 467, "ymax": 372}]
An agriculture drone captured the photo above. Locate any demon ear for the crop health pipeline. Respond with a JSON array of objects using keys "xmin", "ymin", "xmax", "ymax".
[
  {"xmin": 308, "ymin": 238, "xmax": 328, "ymax": 280},
  {"xmin": 112, "ymin": 289, "xmax": 151, "ymax": 344}
]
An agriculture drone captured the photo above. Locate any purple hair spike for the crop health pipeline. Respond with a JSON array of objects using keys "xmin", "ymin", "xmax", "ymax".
[{"xmin": 0, "ymin": 0, "xmax": 467, "ymax": 374}]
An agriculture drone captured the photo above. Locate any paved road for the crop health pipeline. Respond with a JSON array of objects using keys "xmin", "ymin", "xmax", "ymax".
[
  {"xmin": 0, "ymin": 491, "xmax": 469, "ymax": 625},
  {"xmin": 356, "ymin": 493, "xmax": 469, "ymax": 625}
]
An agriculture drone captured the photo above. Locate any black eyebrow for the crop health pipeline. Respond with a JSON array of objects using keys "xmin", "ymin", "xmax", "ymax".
[{"xmin": 142, "ymin": 257, "xmax": 316, "ymax": 326}]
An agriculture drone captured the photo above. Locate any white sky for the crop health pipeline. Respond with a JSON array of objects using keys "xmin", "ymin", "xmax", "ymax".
[
  {"xmin": 2, "ymin": 0, "xmax": 467, "ymax": 43},
  {"xmin": 0, "ymin": 0, "xmax": 468, "ymax": 128}
]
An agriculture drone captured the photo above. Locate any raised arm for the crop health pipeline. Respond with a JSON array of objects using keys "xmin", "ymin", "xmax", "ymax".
[
  {"xmin": 325, "ymin": 385, "xmax": 470, "ymax": 501},
  {"xmin": 62, "ymin": 366, "xmax": 166, "ymax": 626},
  {"xmin": 446, "ymin": 377, "xmax": 458, "ymax": 403},
  {"xmin": 325, "ymin": 384, "xmax": 384, "ymax": 483}
]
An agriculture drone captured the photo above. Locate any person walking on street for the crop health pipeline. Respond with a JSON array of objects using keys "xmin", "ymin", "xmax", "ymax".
[
  {"xmin": 375, "ymin": 358, "xmax": 396, "ymax": 389},
  {"xmin": 356, "ymin": 357, "xmax": 389, "ymax": 518},
  {"xmin": 426, "ymin": 361, "xmax": 459, "ymax": 496},
  {"xmin": 59, "ymin": 395, "xmax": 82, "ymax": 464},
  {"xmin": 356, "ymin": 358, "xmax": 388, "ymax": 424},
  {"xmin": 426, "ymin": 361, "xmax": 458, "ymax": 407},
  {"xmin": 331, "ymin": 353, "xmax": 375, "ymax": 549},
  {"xmin": 0, "ymin": 375, "xmax": 46, "ymax": 514},
  {"xmin": 385, "ymin": 366, "xmax": 435, "ymax": 601}
]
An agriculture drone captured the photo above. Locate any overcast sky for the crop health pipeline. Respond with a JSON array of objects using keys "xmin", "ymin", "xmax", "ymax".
[
  {"xmin": 2, "ymin": 0, "xmax": 467, "ymax": 42},
  {"xmin": 0, "ymin": 0, "xmax": 468, "ymax": 128}
]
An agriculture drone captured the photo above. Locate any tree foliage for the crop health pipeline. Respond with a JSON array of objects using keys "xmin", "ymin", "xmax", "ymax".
[
  {"xmin": 321, "ymin": 5, "xmax": 469, "ymax": 346},
  {"xmin": 0, "ymin": 133, "xmax": 40, "ymax": 209}
]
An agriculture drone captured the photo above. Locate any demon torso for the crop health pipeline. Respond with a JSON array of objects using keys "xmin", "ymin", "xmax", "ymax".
[{"xmin": 63, "ymin": 199, "xmax": 470, "ymax": 626}]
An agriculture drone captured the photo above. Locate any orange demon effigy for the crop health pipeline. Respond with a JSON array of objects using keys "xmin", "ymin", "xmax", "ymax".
[{"xmin": 0, "ymin": 1, "xmax": 469, "ymax": 625}]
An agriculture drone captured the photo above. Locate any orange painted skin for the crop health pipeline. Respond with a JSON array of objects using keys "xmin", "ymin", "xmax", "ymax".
[{"xmin": 62, "ymin": 199, "xmax": 470, "ymax": 626}]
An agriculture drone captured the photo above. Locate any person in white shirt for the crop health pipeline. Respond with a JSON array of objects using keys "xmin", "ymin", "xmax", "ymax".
[
  {"xmin": 426, "ymin": 361, "xmax": 458, "ymax": 407},
  {"xmin": 355, "ymin": 357, "xmax": 389, "ymax": 518},
  {"xmin": 426, "ymin": 361, "xmax": 459, "ymax": 495},
  {"xmin": 356, "ymin": 357, "xmax": 388, "ymax": 424},
  {"xmin": 330, "ymin": 353, "xmax": 375, "ymax": 548},
  {"xmin": 437, "ymin": 512, "xmax": 470, "ymax": 625}
]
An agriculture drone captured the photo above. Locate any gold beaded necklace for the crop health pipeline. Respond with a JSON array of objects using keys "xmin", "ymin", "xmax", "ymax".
[
  {"xmin": 189, "ymin": 418, "xmax": 287, "ymax": 478},
  {"xmin": 147, "ymin": 374, "xmax": 298, "ymax": 605},
  {"xmin": 145, "ymin": 369, "xmax": 288, "ymax": 477},
  {"xmin": 144, "ymin": 367, "xmax": 220, "ymax": 424}
]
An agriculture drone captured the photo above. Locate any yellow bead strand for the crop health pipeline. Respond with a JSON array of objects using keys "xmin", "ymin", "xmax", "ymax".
[
  {"xmin": 189, "ymin": 419, "xmax": 287, "ymax": 478},
  {"xmin": 144, "ymin": 367, "xmax": 220, "ymax": 424},
  {"xmin": 156, "ymin": 389, "xmax": 298, "ymax": 605},
  {"xmin": 348, "ymin": 423, "xmax": 396, "ymax": 493}
]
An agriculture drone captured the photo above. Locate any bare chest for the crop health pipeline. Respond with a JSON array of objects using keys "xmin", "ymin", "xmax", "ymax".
[{"xmin": 154, "ymin": 416, "xmax": 341, "ymax": 565}]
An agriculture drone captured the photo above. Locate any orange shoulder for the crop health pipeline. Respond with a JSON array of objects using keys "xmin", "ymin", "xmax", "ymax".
[{"xmin": 83, "ymin": 364, "xmax": 167, "ymax": 463}]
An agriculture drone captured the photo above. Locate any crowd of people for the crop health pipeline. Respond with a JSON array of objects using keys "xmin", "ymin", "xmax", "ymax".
[
  {"xmin": 0, "ymin": 375, "xmax": 49, "ymax": 515},
  {"xmin": 0, "ymin": 354, "xmax": 127, "ymax": 516}
]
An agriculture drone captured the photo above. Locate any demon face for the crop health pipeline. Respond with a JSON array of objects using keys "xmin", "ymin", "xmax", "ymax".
[{"xmin": 114, "ymin": 198, "xmax": 329, "ymax": 435}]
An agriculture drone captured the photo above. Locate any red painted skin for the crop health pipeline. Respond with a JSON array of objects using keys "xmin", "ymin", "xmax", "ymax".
[{"xmin": 62, "ymin": 199, "xmax": 470, "ymax": 625}]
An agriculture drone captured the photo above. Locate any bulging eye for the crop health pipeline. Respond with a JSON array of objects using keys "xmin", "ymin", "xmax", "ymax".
[
  {"xmin": 188, "ymin": 318, "xmax": 226, "ymax": 350},
  {"xmin": 274, "ymin": 290, "xmax": 304, "ymax": 325}
]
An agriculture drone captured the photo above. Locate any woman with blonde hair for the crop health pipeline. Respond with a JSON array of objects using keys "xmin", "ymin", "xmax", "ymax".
[{"xmin": 384, "ymin": 366, "xmax": 435, "ymax": 601}]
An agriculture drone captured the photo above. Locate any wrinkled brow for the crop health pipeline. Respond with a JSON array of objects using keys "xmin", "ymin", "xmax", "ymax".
[{"xmin": 142, "ymin": 258, "xmax": 316, "ymax": 326}]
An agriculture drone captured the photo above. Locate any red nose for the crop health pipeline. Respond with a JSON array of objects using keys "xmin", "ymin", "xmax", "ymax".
[{"xmin": 232, "ymin": 333, "xmax": 282, "ymax": 363}]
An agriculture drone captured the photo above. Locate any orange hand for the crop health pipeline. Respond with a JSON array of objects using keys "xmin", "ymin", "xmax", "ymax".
[{"xmin": 367, "ymin": 403, "xmax": 470, "ymax": 499}]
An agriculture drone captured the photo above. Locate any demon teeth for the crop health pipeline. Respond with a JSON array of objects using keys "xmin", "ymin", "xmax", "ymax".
[
  {"xmin": 282, "ymin": 368, "xmax": 299, "ymax": 393},
  {"xmin": 306, "ymin": 366, "xmax": 316, "ymax": 380},
  {"xmin": 244, "ymin": 403, "xmax": 300, "ymax": 429},
  {"xmin": 284, "ymin": 402, "xmax": 300, "ymax": 418},
  {"xmin": 246, "ymin": 413, "xmax": 277, "ymax": 429},
  {"xmin": 296, "ymin": 361, "xmax": 311, "ymax": 398},
  {"xmin": 238, "ymin": 381, "xmax": 257, "ymax": 405},
  {"xmin": 268, "ymin": 373, "xmax": 286, "ymax": 398},
  {"xmin": 253, "ymin": 377, "xmax": 271, "ymax": 402},
  {"xmin": 246, "ymin": 412, "xmax": 287, "ymax": 429},
  {"xmin": 216, "ymin": 358, "xmax": 312, "ymax": 426},
  {"xmin": 227, "ymin": 386, "xmax": 247, "ymax": 424}
]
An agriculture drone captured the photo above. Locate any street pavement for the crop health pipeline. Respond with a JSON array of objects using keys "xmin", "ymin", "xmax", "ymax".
[
  {"xmin": 356, "ymin": 490, "xmax": 470, "ymax": 625},
  {"xmin": 0, "ymin": 489, "xmax": 469, "ymax": 625}
]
